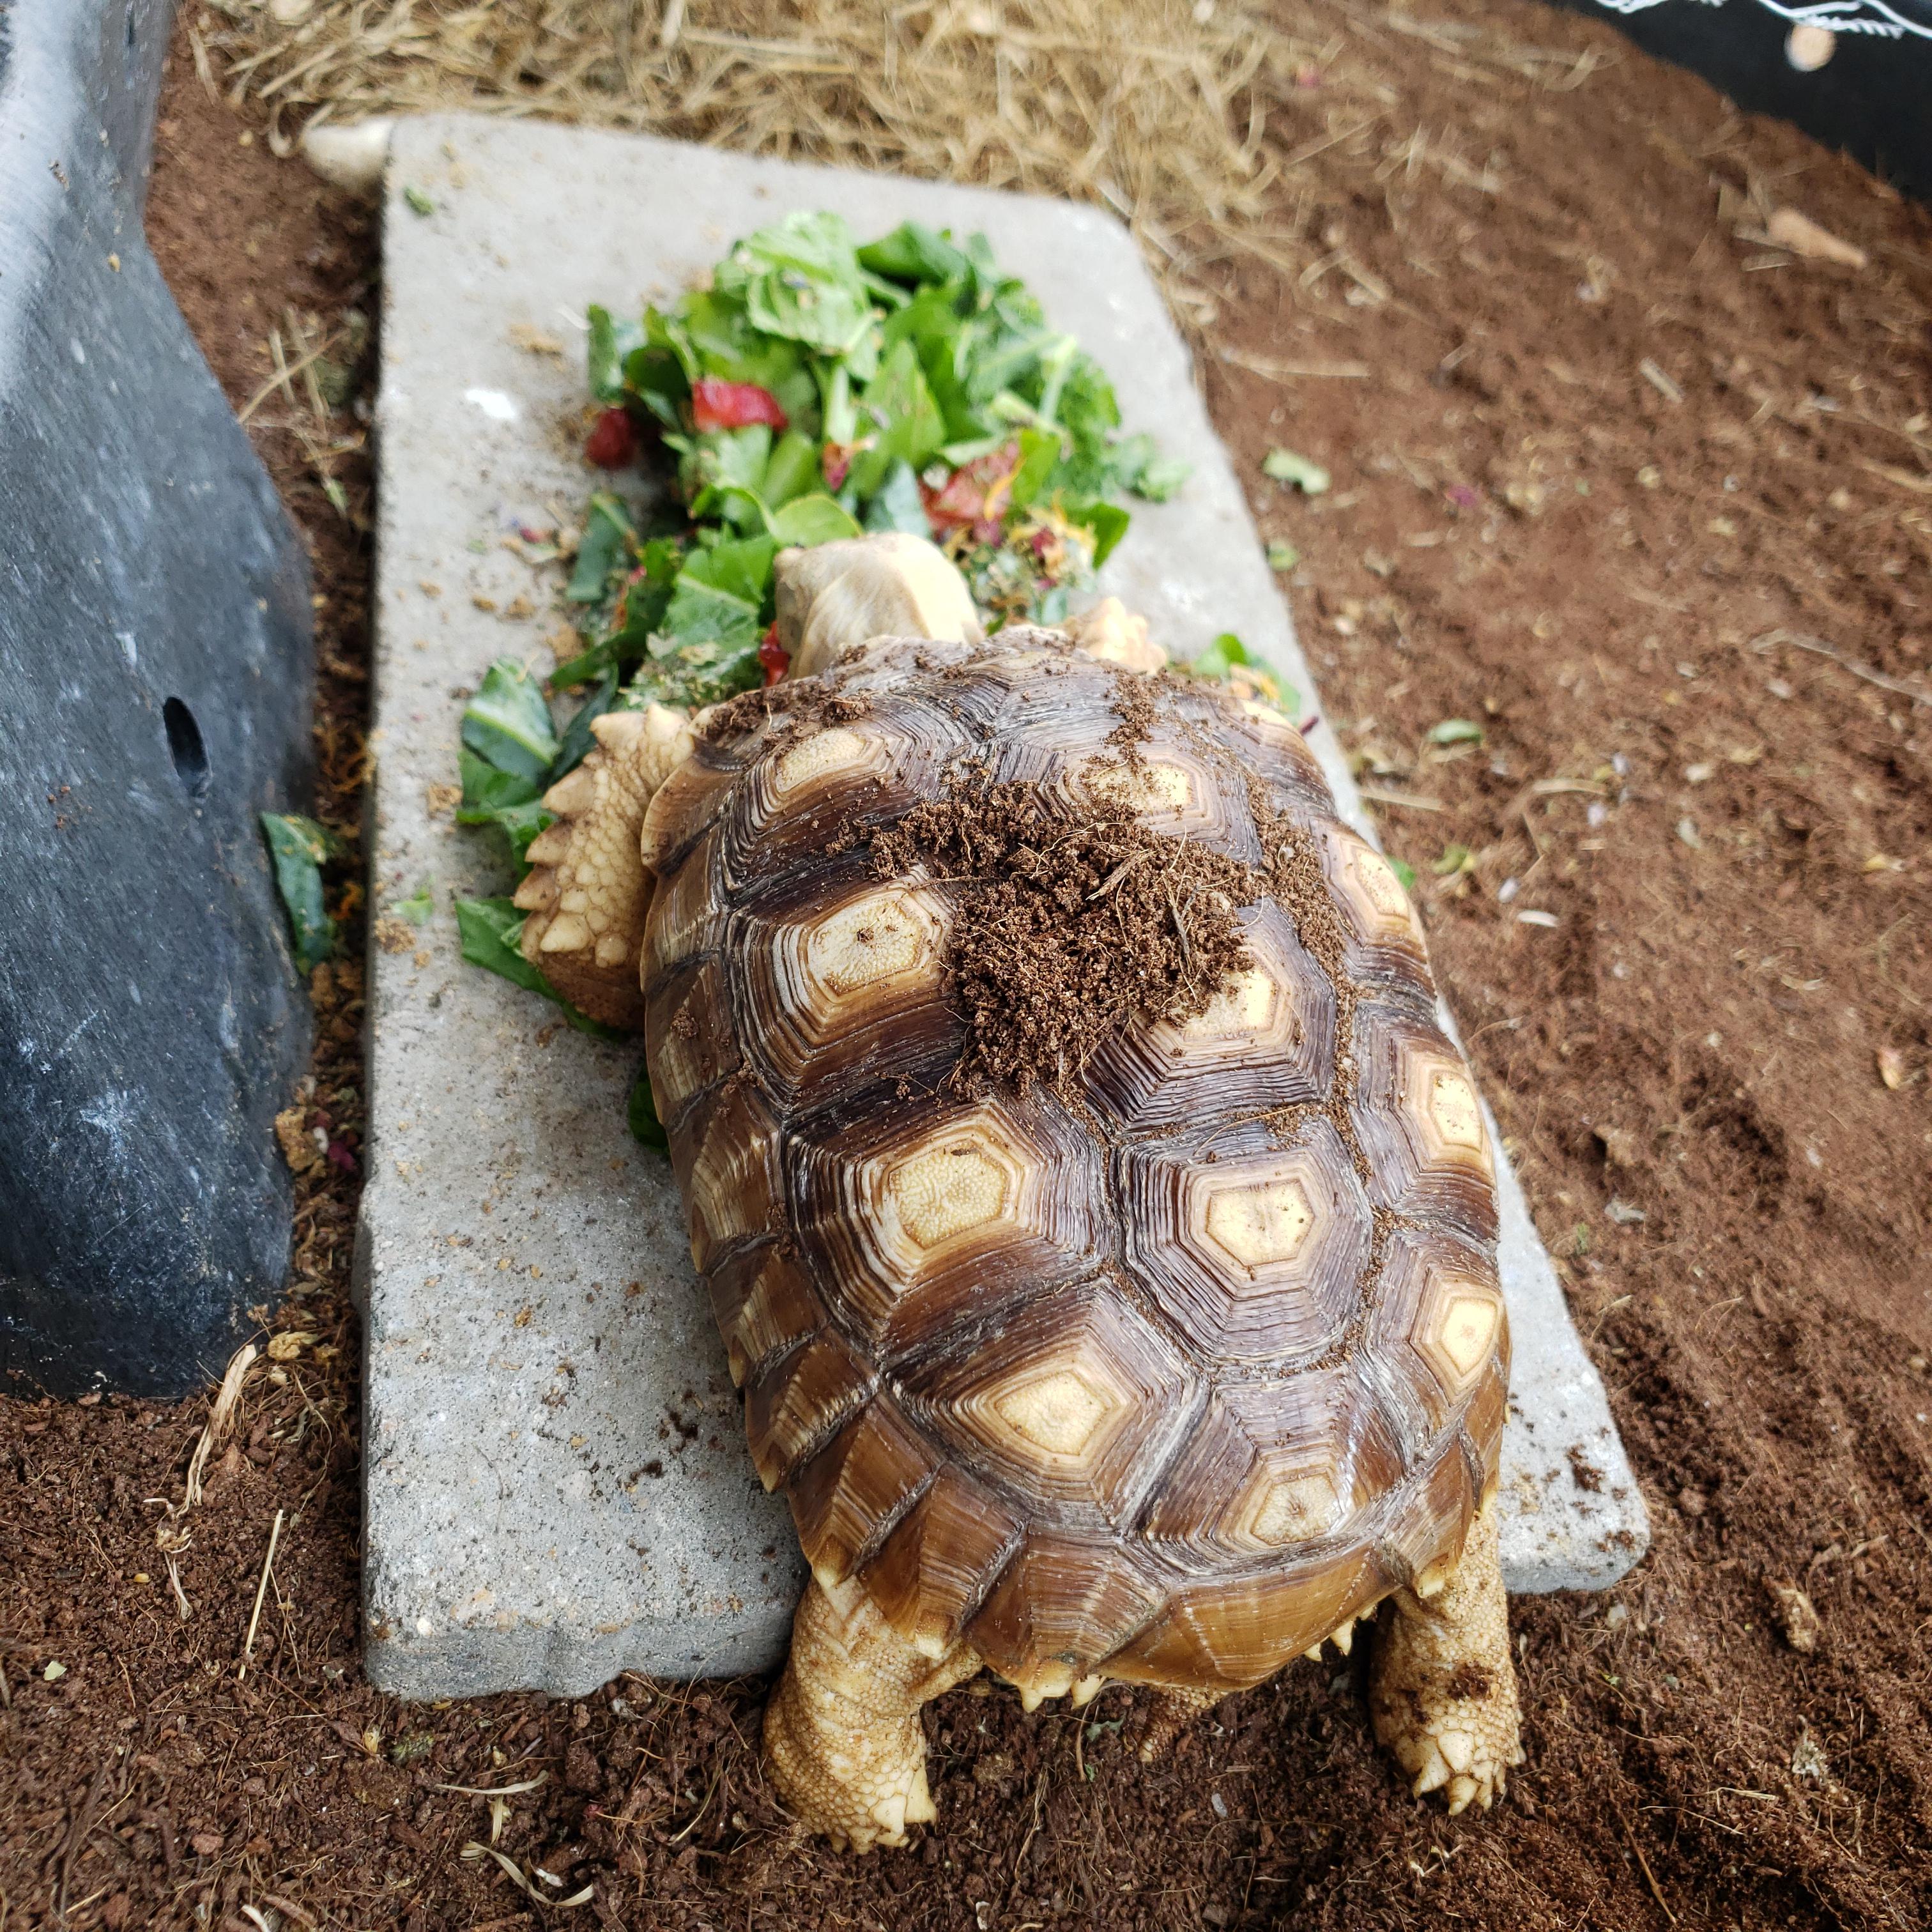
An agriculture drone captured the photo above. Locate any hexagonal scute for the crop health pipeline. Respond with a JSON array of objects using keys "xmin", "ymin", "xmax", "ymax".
[
  {"xmin": 644, "ymin": 956, "xmax": 742, "ymax": 1132},
  {"xmin": 861, "ymin": 1462, "xmax": 1022, "ymax": 1659},
  {"xmin": 733, "ymin": 872, "xmax": 962, "ymax": 1112},
  {"xmin": 786, "ymin": 1085, "xmax": 1107, "ymax": 1351},
  {"xmin": 1367, "ymin": 1223, "xmax": 1510, "ymax": 1455},
  {"xmin": 668, "ymin": 1075, "xmax": 783, "ymax": 1276},
  {"xmin": 1103, "ymin": 1545, "xmax": 1379, "ymax": 1692},
  {"xmin": 1139, "ymin": 1367, "xmax": 1404, "ymax": 1562},
  {"xmin": 1081, "ymin": 901, "xmax": 1335, "ymax": 1133},
  {"xmin": 1351, "ymin": 1004, "xmax": 1499, "ymax": 1241},
  {"xmin": 786, "ymin": 1394, "xmax": 939, "ymax": 1590},
  {"xmin": 965, "ymin": 1529, "xmax": 1166, "ymax": 1699},
  {"xmin": 641, "ymin": 823, "xmax": 727, "ymax": 992},
  {"xmin": 901, "ymin": 1278, "xmax": 1197, "ymax": 1522},
  {"xmin": 1310, "ymin": 822, "xmax": 1432, "ymax": 1004},
  {"xmin": 744, "ymin": 1329, "xmax": 875, "ymax": 1492},
  {"xmin": 706, "ymin": 1243, "xmax": 824, "ymax": 1388},
  {"xmin": 721, "ymin": 699, "xmax": 974, "ymax": 887},
  {"xmin": 1121, "ymin": 1117, "xmax": 1373, "ymax": 1365}
]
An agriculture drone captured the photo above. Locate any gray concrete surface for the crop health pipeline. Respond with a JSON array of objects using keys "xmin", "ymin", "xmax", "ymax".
[{"xmin": 362, "ymin": 114, "xmax": 1648, "ymax": 1699}]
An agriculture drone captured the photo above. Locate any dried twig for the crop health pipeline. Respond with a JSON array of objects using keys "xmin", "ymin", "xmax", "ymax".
[{"xmin": 239, "ymin": 1509, "xmax": 286, "ymax": 1679}]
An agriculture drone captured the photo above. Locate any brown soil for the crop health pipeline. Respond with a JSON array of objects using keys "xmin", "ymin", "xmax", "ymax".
[
  {"xmin": 3, "ymin": 4, "xmax": 1931, "ymax": 1929},
  {"xmin": 871, "ymin": 767, "xmax": 1254, "ymax": 1093}
]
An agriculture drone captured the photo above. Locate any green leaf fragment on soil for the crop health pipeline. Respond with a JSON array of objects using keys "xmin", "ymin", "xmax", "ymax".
[
  {"xmin": 402, "ymin": 186, "xmax": 435, "ymax": 217},
  {"xmin": 1265, "ymin": 538, "xmax": 1300, "ymax": 572},
  {"xmin": 1262, "ymin": 447, "xmax": 1331, "ymax": 494},
  {"xmin": 1426, "ymin": 717, "xmax": 1485, "ymax": 746},
  {"xmin": 260, "ymin": 813, "xmax": 342, "ymax": 975}
]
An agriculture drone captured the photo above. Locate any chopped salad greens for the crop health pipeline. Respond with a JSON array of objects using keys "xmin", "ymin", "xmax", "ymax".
[{"xmin": 556, "ymin": 210, "xmax": 1189, "ymax": 711}]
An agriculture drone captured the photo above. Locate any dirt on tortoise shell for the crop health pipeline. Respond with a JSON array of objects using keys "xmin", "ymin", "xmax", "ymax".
[{"xmin": 3, "ymin": 3, "xmax": 1931, "ymax": 1928}]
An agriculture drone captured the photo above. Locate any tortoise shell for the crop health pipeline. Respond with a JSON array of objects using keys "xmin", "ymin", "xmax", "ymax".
[{"xmin": 640, "ymin": 634, "xmax": 1506, "ymax": 1701}]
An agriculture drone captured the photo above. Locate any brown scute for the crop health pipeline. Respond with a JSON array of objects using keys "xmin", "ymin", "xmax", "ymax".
[{"xmin": 869, "ymin": 776, "xmax": 1257, "ymax": 1096}]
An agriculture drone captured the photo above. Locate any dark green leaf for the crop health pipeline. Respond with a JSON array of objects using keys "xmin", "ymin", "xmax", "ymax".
[
  {"xmin": 1064, "ymin": 498, "xmax": 1130, "ymax": 567},
  {"xmin": 587, "ymin": 303, "xmax": 644, "ymax": 406},
  {"xmin": 1007, "ymin": 425, "xmax": 1062, "ymax": 513},
  {"xmin": 461, "ymin": 661, "xmax": 558, "ymax": 783},
  {"xmin": 770, "ymin": 493, "xmax": 862, "ymax": 547},
  {"xmin": 567, "ymin": 493, "xmax": 637, "ymax": 603},
  {"xmin": 260, "ymin": 812, "xmax": 341, "ymax": 975},
  {"xmin": 680, "ymin": 533, "xmax": 779, "ymax": 606},
  {"xmin": 627, "ymin": 1062, "xmax": 670, "ymax": 1153},
  {"xmin": 862, "ymin": 459, "xmax": 930, "ymax": 535},
  {"xmin": 549, "ymin": 671, "xmax": 620, "ymax": 781},
  {"xmin": 454, "ymin": 898, "xmax": 629, "ymax": 1038},
  {"xmin": 456, "ymin": 747, "xmax": 541, "ymax": 820},
  {"xmin": 858, "ymin": 221, "xmax": 972, "ymax": 286},
  {"xmin": 1388, "ymin": 856, "xmax": 1418, "ymax": 894},
  {"xmin": 761, "ymin": 429, "xmax": 822, "ymax": 510}
]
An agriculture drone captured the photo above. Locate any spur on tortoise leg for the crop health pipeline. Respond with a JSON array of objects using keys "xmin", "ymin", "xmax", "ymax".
[{"xmin": 520, "ymin": 533, "xmax": 1523, "ymax": 1849}]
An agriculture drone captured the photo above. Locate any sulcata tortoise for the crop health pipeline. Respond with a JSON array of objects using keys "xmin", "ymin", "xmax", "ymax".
[{"xmin": 513, "ymin": 532, "xmax": 1522, "ymax": 1850}]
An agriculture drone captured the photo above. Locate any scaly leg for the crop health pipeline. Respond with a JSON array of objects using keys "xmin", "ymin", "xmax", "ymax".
[
  {"xmin": 763, "ymin": 1575, "xmax": 981, "ymax": 1851},
  {"xmin": 1368, "ymin": 1498, "xmax": 1524, "ymax": 1814},
  {"xmin": 1135, "ymin": 1683, "xmax": 1223, "ymax": 1764},
  {"xmin": 512, "ymin": 702, "xmax": 691, "ymax": 1030}
]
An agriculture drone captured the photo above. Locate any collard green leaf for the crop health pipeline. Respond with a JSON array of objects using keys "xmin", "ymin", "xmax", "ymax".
[
  {"xmin": 761, "ymin": 429, "xmax": 822, "ymax": 510},
  {"xmin": 567, "ymin": 493, "xmax": 637, "ymax": 602},
  {"xmin": 454, "ymin": 898, "xmax": 627, "ymax": 1038},
  {"xmin": 1064, "ymin": 498, "xmax": 1130, "ymax": 568},
  {"xmin": 461, "ymin": 661, "xmax": 558, "ymax": 783},
  {"xmin": 862, "ymin": 459, "xmax": 931, "ymax": 535},
  {"xmin": 586, "ymin": 303, "xmax": 644, "ymax": 406},
  {"xmin": 1007, "ymin": 425, "xmax": 1062, "ymax": 513},
  {"xmin": 770, "ymin": 493, "xmax": 862, "ymax": 548},
  {"xmin": 260, "ymin": 813, "xmax": 341, "ymax": 975},
  {"xmin": 681, "ymin": 532, "xmax": 779, "ymax": 606},
  {"xmin": 456, "ymin": 747, "xmax": 542, "ymax": 820},
  {"xmin": 549, "ymin": 670, "xmax": 621, "ymax": 781},
  {"xmin": 857, "ymin": 221, "xmax": 972, "ymax": 286}
]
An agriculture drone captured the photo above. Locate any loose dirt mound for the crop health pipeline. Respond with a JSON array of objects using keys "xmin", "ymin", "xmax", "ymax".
[{"xmin": 1, "ymin": 3, "xmax": 1929, "ymax": 1927}]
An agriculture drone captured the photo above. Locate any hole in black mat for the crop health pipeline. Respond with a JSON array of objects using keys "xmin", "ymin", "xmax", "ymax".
[{"xmin": 163, "ymin": 697, "xmax": 210, "ymax": 799}]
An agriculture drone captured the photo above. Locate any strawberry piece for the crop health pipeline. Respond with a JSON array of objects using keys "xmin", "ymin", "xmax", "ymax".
[
  {"xmin": 758, "ymin": 624, "xmax": 791, "ymax": 686},
  {"xmin": 691, "ymin": 378, "xmax": 789, "ymax": 433},
  {"xmin": 585, "ymin": 407, "xmax": 638, "ymax": 469}
]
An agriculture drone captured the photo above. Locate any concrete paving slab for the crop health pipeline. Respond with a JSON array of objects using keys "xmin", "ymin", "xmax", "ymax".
[{"xmin": 362, "ymin": 114, "xmax": 1649, "ymax": 1699}]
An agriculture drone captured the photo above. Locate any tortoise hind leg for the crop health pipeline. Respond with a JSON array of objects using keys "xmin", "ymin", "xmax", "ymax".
[
  {"xmin": 763, "ymin": 1575, "xmax": 980, "ymax": 1851},
  {"xmin": 1368, "ymin": 1498, "xmax": 1524, "ymax": 1814},
  {"xmin": 512, "ymin": 702, "xmax": 691, "ymax": 1029}
]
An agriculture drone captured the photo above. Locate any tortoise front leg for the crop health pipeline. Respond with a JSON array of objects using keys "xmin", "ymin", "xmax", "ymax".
[
  {"xmin": 512, "ymin": 702, "xmax": 691, "ymax": 1030},
  {"xmin": 764, "ymin": 1575, "xmax": 981, "ymax": 1851},
  {"xmin": 1368, "ymin": 1498, "xmax": 1524, "ymax": 1814}
]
